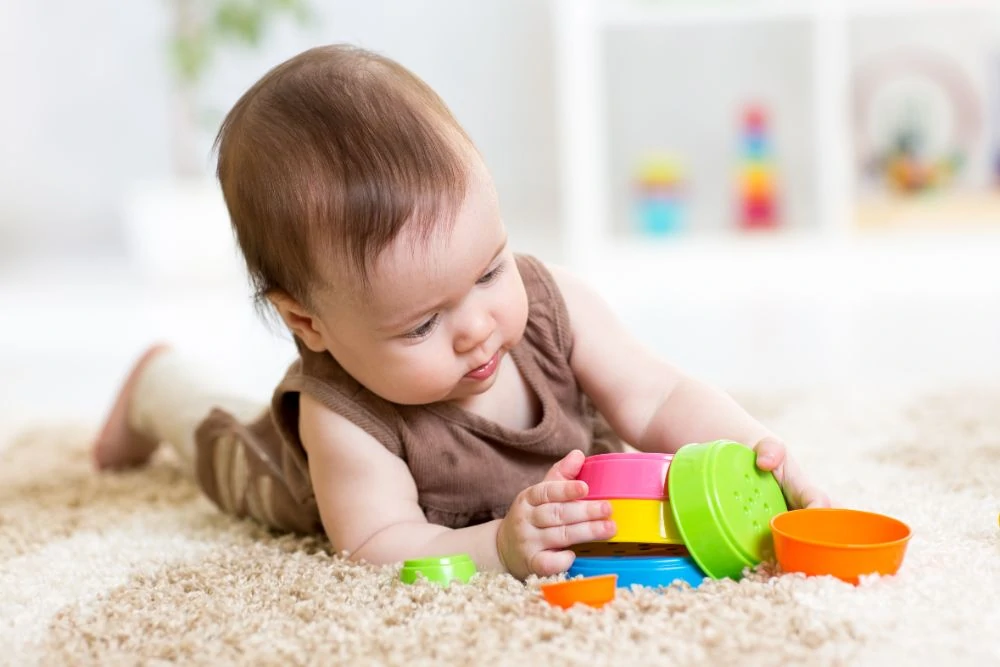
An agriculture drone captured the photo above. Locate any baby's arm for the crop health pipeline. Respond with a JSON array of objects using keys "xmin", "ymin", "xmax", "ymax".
[
  {"xmin": 549, "ymin": 265, "xmax": 830, "ymax": 509},
  {"xmin": 299, "ymin": 394, "xmax": 504, "ymax": 569},
  {"xmin": 298, "ymin": 394, "xmax": 613, "ymax": 575}
]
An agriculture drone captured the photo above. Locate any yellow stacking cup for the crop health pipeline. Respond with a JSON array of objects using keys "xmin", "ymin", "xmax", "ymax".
[{"xmin": 606, "ymin": 498, "xmax": 683, "ymax": 544}]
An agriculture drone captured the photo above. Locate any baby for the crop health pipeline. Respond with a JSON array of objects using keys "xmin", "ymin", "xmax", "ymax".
[{"xmin": 93, "ymin": 44, "xmax": 830, "ymax": 580}]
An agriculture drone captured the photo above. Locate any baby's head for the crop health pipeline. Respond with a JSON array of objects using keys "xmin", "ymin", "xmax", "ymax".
[{"xmin": 215, "ymin": 44, "xmax": 528, "ymax": 406}]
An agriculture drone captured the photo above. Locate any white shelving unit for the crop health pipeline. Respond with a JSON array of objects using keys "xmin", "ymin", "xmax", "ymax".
[{"xmin": 550, "ymin": 0, "xmax": 1000, "ymax": 296}]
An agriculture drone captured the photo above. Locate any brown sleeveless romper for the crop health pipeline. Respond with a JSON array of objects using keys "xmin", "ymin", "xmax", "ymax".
[{"xmin": 193, "ymin": 254, "xmax": 623, "ymax": 534}]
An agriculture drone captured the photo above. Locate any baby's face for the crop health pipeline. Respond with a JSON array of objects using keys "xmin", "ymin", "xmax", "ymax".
[{"xmin": 308, "ymin": 161, "xmax": 529, "ymax": 406}]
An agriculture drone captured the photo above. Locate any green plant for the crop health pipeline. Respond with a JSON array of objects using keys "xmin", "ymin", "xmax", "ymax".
[
  {"xmin": 165, "ymin": 0, "xmax": 314, "ymax": 177},
  {"xmin": 169, "ymin": 0, "xmax": 312, "ymax": 86}
]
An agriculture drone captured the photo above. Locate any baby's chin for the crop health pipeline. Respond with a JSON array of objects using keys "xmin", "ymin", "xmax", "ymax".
[
  {"xmin": 405, "ymin": 380, "xmax": 497, "ymax": 407},
  {"xmin": 371, "ymin": 382, "xmax": 474, "ymax": 406},
  {"xmin": 370, "ymin": 358, "xmax": 505, "ymax": 405},
  {"xmin": 431, "ymin": 382, "xmax": 493, "ymax": 406}
]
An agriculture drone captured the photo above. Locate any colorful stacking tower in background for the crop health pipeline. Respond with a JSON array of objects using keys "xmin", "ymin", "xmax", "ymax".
[
  {"xmin": 635, "ymin": 154, "xmax": 685, "ymax": 236},
  {"xmin": 738, "ymin": 105, "xmax": 780, "ymax": 230}
]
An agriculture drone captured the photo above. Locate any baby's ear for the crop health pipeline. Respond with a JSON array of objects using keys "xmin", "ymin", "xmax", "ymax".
[{"xmin": 268, "ymin": 291, "xmax": 328, "ymax": 352}]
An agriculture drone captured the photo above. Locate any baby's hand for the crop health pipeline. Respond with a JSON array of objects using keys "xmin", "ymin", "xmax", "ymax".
[
  {"xmin": 753, "ymin": 437, "xmax": 833, "ymax": 510},
  {"xmin": 496, "ymin": 450, "xmax": 616, "ymax": 579}
]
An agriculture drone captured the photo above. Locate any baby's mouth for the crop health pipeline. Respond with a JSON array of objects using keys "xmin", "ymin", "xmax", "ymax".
[{"xmin": 464, "ymin": 351, "xmax": 500, "ymax": 381}]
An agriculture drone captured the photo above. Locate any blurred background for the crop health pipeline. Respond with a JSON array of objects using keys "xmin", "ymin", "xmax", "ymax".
[{"xmin": 3, "ymin": 0, "xmax": 1000, "ymax": 435}]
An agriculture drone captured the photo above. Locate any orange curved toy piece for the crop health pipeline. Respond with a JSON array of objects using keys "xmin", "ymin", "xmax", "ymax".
[
  {"xmin": 771, "ymin": 508, "xmax": 912, "ymax": 585},
  {"xmin": 540, "ymin": 574, "xmax": 617, "ymax": 609}
]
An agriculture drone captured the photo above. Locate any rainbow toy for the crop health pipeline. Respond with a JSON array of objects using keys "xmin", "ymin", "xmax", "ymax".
[{"xmin": 737, "ymin": 106, "xmax": 779, "ymax": 230}]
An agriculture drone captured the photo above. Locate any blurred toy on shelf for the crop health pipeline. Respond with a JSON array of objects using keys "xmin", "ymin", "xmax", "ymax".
[
  {"xmin": 854, "ymin": 48, "xmax": 981, "ymax": 196},
  {"xmin": 883, "ymin": 120, "xmax": 963, "ymax": 194},
  {"xmin": 634, "ymin": 153, "xmax": 686, "ymax": 236},
  {"xmin": 991, "ymin": 52, "xmax": 1000, "ymax": 190},
  {"xmin": 736, "ymin": 104, "xmax": 780, "ymax": 230}
]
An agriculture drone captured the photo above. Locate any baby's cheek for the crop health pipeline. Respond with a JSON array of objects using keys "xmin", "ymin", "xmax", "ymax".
[
  {"xmin": 508, "ymin": 294, "xmax": 530, "ymax": 343},
  {"xmin": 395, "ymin": 347, "xmax": 454, "ymax": 398}
]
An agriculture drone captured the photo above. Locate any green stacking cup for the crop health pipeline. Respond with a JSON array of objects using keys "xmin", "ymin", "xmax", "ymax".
[
  {"xmin": 668, "ymin": 440, "xmax": 788, "ymax": 580},
  {"xmin": 399, "ymin": 554, "xmax": 477, "ymax": 585}
]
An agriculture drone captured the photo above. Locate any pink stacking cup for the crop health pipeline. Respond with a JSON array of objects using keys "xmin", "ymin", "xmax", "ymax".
[{"xmin": 577, "ymin": 453, "xmax": 672, "ymax": 500}]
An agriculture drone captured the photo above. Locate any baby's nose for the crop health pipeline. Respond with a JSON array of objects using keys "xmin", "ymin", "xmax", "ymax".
[{"xmin": 455, "ymin": 310, "xmax": 494, "ymax": 353}]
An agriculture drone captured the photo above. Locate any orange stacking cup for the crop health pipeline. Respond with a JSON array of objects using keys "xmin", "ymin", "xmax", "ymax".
[
  {"xmin": 771, "ymin": 508, "xmax": 911, "ymax": 584},
  {"xmin": 540, "ymin": 574, "xmax": 617, "ymax": 609}
]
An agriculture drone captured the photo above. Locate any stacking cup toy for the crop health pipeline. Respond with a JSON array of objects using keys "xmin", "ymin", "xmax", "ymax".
[
  {"xmin": 578, "ymin": 453, "xmax": 683, "ymax": 545},
  {"xmin": 569, "ymin": 443, "xmax": 789, "ymax": 589},
  {"xmin": 605, "ymin": 499, "xmax": 683, "ymax": 543},
  {"xmin": 771, "ymin": 508, "xmax": 911, "ymax": 584},
  {"xmin": 578, "ymin": 453, "xmax": 673, "ymax": 499},
  {"xmin": 399, "ymin": 554, "xmax": 477, "ymax": 585},
  {"xmin": 570, "ymin": 543, "xmax": 705, "ymax": 589},
  {"xmin": 569, "ymin": 442, "xmax": 908, "ymax": 592},
  {"xmin": 573, "ymin": 453, "xmax": 700, "ymax": 587},
  {"xmin": 541, "ymin": 574, "xmax": 617, "ymax": 609},
  {"xmin": 667, "ymin": 440, "xmax": 788, "ymax": 580}
]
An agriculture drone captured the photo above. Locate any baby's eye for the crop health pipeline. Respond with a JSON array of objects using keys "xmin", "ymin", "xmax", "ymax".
[
  {"xmin": 476, "ymin": 261, "xmax": 506, "ymax": 285},
  {"xmin": 405, "ymin": 314, "xmax": 439, "ymax": 339}
]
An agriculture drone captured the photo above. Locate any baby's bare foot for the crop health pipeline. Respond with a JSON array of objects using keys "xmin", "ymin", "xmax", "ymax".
[{"xmin": 93, "ymin": 344, "xmax": 170, "ymax": 470}]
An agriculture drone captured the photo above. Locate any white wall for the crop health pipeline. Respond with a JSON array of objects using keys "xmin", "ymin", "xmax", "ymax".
[
  {"xmin": 3, "ymin": 2, "xmax": 1000, "ymax": 430},
  {"xmin": 0, "ymin": 0, "xmax": 559, "ymax": 258},
  {"xmin": 1, "ymin": 0, "xmax": 169, "ymax": 255},
  {"xmin": 3, "ymin": 2, "xmax": 999, "ymax": 261}
]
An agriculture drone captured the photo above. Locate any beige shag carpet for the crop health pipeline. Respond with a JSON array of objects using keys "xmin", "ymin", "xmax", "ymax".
[{"xmin": 2, "ymin": 388, "xmax": 999, "ymax": 666}]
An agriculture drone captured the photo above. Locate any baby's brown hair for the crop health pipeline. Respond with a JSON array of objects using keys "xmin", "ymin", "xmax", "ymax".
[{"xmin": 214, "ymin": 44, "xmax": 471, "ymax": 310}]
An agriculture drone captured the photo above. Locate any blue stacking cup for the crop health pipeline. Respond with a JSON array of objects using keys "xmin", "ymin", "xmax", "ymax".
[{"xmin": 568, "ymin": 554, "xmax": 706, "ymax": 590}]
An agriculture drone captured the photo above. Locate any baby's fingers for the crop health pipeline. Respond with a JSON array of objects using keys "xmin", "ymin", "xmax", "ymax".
[
  {"xmin": 525, "ymin": 480, "xmax": 589, "ymax": 506},
  {"xmin": 541, "ymin": 519, "xmax": 616, "ymax": 549},
  {"xmin": 543, "ymin": 449, "xmax": 586, "ymax": 483},
  {"xmin": 529, "ymin": 549, "xmax": 576, "ymax": 577},
  {"xmin": 798, "ymin": 487, "xmax": 834, "ymax": 509},
  {"xmin": 754, "ymin": 437, "xmax": 787, "ymax": 472},
  {"xmin": 532, "ymin": 499, "xmax": 611, "ymax": 529}
]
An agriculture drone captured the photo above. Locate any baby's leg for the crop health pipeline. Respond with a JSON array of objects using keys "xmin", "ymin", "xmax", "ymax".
[{"xmin": 93, "ymin": 345, "xmax": 264, "ymax": 471}]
